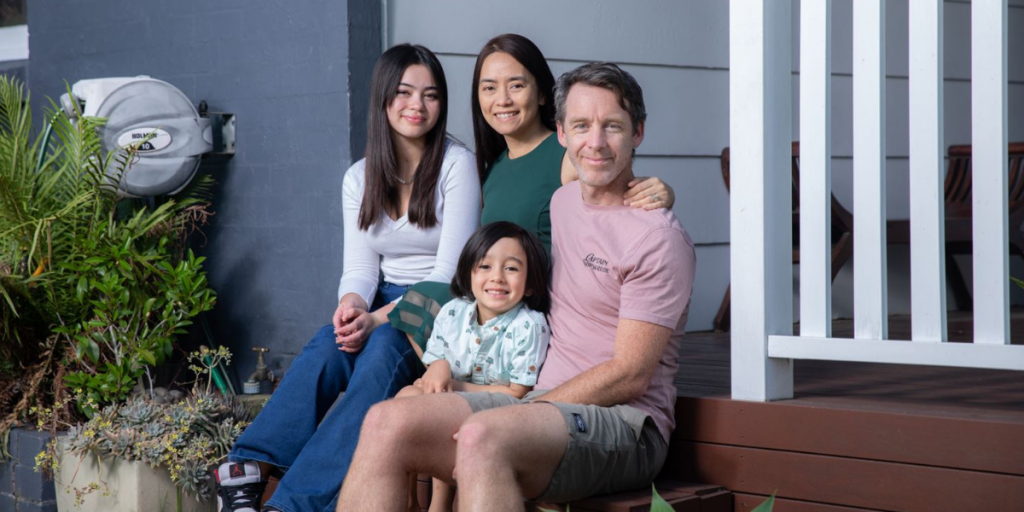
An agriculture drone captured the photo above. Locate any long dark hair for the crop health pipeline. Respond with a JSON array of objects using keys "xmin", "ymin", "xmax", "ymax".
[
  {"xmin": 360, "ymin": 43, "xmax": 449, "ymax": 230},
  {"xmin": 451, "ymin": 222, "xmax": 551, "ymax": 316},
  {"xmin": 471, "ymin": 34, "xmax": 557, "ymax": 181}
]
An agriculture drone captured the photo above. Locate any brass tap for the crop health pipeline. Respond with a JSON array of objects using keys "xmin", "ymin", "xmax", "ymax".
[{"xmin": 244, "ymin": 347, "xmax": 271, "ymax": 394}]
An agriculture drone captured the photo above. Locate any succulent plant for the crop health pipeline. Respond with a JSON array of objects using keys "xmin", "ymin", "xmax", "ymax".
[
  {"xmin": 60, "ymin": 388, "xmax": 251, "ymax": 503},
  {"xmin": 118, "ymin": 397, "xmax": 158, "ymax": 426}
]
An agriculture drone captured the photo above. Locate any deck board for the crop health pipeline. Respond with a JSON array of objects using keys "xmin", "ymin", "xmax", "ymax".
[
  {"xmin": 675, "ymin": 309, "xmax": 1024, "ymax": 414},
  {"xmin": 733, "ymin": 493, "xmax": 885, "ymax": 512},
  {"xmin": 670, "ymin": 442, "xmax": 1024, "ymax": 512}
]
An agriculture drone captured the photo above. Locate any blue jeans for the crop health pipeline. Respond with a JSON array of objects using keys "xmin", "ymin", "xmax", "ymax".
[{"xmin": 229, "ymin": 282, "xmax": 423, "ymax": 512}]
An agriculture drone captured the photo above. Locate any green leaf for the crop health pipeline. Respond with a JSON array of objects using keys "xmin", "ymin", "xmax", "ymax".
[
  {"xmin": 76, "ymin": 276, "xmax": 88, "ymax": 300},
  {"xmin": 138, "ymin": 349, "xmax": 157, "ymax": 366},
  {"xmin": 86, "ymin": 340, "xmax": 100, "ymax": 363},
  {"xmin": 650, "ymin": 484, "xmax": 674, "ymax": 512},
  {"xmin": 750, "ymin": 493, "xmax": 776, "ymax": 512}
]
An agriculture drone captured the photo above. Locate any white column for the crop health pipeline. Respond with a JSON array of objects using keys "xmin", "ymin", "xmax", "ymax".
[
  {"xmin": 852, "ymin": 0, "xmax": 888, "ymax": 340},
  {"xmin": 908, "ymin": 0, "xmax": 947, "ymax": 342},
  {"xmin": 972, "ymin": 0, "xmax": 1010, "ymax": 345},
  {"xmin": 799, "ymin": 0, "xmax": 832, "ymax": 338},
  {"xmin": 729, "ymin": 0, "xmax": 794, "ymax": 402}
]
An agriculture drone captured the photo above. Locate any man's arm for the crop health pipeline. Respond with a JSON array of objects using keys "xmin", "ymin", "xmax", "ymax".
[{"xmin": 534, "ymin": 319, "xmax": 672, "ymax": 406}]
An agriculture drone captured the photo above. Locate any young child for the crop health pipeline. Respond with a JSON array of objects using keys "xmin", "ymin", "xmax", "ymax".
[{"xmin": 396, "ymin": 221, "xmax": 551, "ymax": 512}]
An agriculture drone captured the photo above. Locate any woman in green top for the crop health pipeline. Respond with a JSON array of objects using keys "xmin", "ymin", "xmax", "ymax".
[
  {"xmin": 474, "ymin": 33, "xmax": 674, "ymax": 251},
  {"xmin": 392, "ymin": 33, "xmax": 676, "ymax": 353}
]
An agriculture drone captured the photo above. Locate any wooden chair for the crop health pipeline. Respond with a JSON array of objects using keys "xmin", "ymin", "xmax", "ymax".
[
  {"xmin": 886, "ymin": 142, "xmax": 1024, "ymax": 310},
  {"xmin": 714, "ymin": 142, "xmax": 855, "ymax": 332}
]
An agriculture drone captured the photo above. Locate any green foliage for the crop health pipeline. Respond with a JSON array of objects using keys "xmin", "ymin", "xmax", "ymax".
[
  {"xmin": 56, "ymin": 235, "xmax": 215, "ymax": 414},
  {"xmin": 650, "ymin": 484, "xmax": 674, "ymax": 511},
  {"xmin": 1012, "ymin": 276, "xmax": 1024, "ymax": 291},
  {"xmin": 0, "ymin": 76, "xmax": 216, "ymax": 431},
  {"xmin": 751, "ymin": 493, "xmax": 776, "ymax": 512}
]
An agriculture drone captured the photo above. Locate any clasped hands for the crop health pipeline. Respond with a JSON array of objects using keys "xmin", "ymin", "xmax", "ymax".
[{"xmin": 333, "ymin": 297, "xmax": 381, "ymax": 353}]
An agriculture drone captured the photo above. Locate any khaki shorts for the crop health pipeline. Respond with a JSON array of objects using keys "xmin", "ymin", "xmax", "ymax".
[{"xmin": 457, "ymin": 390, "xmax": 668, "ymax": 503}]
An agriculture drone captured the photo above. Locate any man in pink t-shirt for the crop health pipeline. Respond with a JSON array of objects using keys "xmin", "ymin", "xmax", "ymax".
[{"xmin": 339, "ymin": 63, "xmax": 696, "ymax": 510}]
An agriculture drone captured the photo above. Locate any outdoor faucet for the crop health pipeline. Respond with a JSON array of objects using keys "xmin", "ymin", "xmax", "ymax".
[{"xmin": 243, "ymin": 347, "xmax": 271, "ymax": 394}]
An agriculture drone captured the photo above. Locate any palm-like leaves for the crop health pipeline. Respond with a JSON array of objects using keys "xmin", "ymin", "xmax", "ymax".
[
  {"xmin": 0, "ymin": 78, "xmax": 105, "ymax": 329},
  {"xmin": 0, "ymin": 76, "xmax": 211, "ymax": 368}
]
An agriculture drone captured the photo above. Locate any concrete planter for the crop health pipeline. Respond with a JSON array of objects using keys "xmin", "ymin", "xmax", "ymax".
[
  {"xmin": 55, "ymin": 441, "xmax": 213, "ymax": 512},
  {"xmin": 0, "ymin": 428, "xmax": 58, "ymax": 512}
]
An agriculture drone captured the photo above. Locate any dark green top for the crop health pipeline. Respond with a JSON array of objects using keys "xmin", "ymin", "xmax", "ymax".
[
  {"xmin": 392, "ymin": 133, "xmax": 565, "ymax": 352},
  {"xmin": 480, "ymin": 132, "xmax": 565, "ymax": 252}
]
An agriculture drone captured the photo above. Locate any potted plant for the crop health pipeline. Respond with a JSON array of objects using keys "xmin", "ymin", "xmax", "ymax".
[
  {"xmin": 34, "ymin": 347, "xmax": 252, "ymax": 512},
  {"xmin": 0, "ymin": 75, "xmax": 218, "ymax": 508}
]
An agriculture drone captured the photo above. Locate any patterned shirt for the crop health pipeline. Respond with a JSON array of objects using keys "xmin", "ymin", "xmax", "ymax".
[{"xmin": 422, "ymin": 299, "xmax": 550, "ymax": 387}]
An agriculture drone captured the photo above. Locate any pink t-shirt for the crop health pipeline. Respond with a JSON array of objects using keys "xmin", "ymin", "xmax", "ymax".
[{"xmin": 536, "ymin": 181, "xmax": 696, "ymax": 443}]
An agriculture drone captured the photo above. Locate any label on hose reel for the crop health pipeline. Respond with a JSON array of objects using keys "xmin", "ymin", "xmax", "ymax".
[{"xmin": 117, "ymin": 127, "xmax": 172, "ymax": 152}]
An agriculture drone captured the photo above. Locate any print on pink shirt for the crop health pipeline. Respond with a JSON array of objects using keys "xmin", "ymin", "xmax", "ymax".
[{"xmin": 583, "ymin": 253, "xmax": 610, "ymax": 273}]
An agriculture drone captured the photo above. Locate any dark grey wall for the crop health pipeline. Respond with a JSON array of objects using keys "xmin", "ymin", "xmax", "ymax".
[
  {"xmin": 347, "ymin": 0, "xmax": 381, "ymax": 162},
  {"xmin": 27, "ymin": 0, "xmax": 378, "ymax": 380},
  {"xmin": 0, "ymin": 60, "xmax": 27, "ymax": 83}
]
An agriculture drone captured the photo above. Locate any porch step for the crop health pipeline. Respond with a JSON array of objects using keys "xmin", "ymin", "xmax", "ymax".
[{"xmin": 668, "ymin": 395, "xmax": 1024, "ymax": 512}]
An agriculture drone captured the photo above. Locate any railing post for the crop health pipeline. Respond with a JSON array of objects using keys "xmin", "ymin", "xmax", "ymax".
[
  {"xmin": 972, "ymin": 0, "xmax": 1010, "ymax": 345},
  {"xmin": 799, "ymin": 0, "xmax": 832, "ymax": 338},
  {"xmin": 729, "ymin": 0, "xmax": 794, "ymax": 401},
  {"xmin": 852, "ymin": 0, "xmax": 888, "ymax": 340},
  {"xmin": 908, "ymin": 0, "xmax": 947, "ymax": 342}
]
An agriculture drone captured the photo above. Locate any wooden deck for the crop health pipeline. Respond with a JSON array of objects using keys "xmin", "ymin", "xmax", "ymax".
[{"xmin": 666, "ymin": 310, "xmax": 1024, "ymax": 512}]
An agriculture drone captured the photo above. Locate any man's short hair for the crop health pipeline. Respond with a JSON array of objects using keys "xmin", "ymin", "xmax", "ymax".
[{"xmin": 554, "ymin": 62, "xmax": 647, "ymax": 133}]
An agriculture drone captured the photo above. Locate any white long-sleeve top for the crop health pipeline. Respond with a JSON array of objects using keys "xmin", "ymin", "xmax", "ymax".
[{"xmin": 338, "ymin": 142, "xmax": 481, "ymax": 307}]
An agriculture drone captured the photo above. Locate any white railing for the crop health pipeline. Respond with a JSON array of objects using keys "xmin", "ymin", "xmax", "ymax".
[{"xmin": 729, "ymin": 0, "xmax": 1023, "ymax": 402}]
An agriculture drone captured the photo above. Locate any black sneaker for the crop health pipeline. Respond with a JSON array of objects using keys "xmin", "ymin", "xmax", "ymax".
[{"xmin": 215, "ymin": 461, "xmax": 266, "ymax": 512}]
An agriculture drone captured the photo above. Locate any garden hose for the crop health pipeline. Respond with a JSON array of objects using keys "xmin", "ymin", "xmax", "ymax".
[
  {"xmin": 200, "ymin": 345, "xmax": 230, "ymax": 396},
  {"xmin": 35, "ymin": 112, "xmax": 60, "ymax": 173},
  {"xmin": 200, "ymin": 313, "xmax": 237, "ymax": 395}
]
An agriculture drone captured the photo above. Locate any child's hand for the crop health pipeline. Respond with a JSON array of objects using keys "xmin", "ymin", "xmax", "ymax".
[{"xmin": 421, "ymin": 361, "xmax": 452, "ymax": 394}]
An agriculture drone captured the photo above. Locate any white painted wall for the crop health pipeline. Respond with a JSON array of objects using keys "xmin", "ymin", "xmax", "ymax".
[{"xmin": 387, "ymin": 0, "xmax": 1024, "ymax": 332}]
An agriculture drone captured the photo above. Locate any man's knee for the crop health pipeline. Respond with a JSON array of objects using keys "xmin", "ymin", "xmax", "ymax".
[
  {"xmin": 455, "ymin": 413, "xmax": 515, "ymax": 462},
  {"xmin": 395, "ymin": 385, "xmax": 422, "ymax": 398},
  {"xmin": 361, "ymin": 400, "xmax": 417, "ymax": 446}
]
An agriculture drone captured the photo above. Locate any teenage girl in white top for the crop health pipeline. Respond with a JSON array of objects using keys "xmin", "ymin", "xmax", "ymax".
[{"xmin": 219, "ymin": 44, "xmax": 480, "ymax": 512}]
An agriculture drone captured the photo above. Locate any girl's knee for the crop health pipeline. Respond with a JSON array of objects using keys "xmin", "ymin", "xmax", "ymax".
[
  {"xmin": 306, "ymin": 324, "xmax": 342, "ymax": 352},
  {"xmin": 316, "ymin": 323, "xmax": 336, "ymax": 338},
  {"xmin": 287, "ymin": 325, "xmax": 350, "ymax": 368}
]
